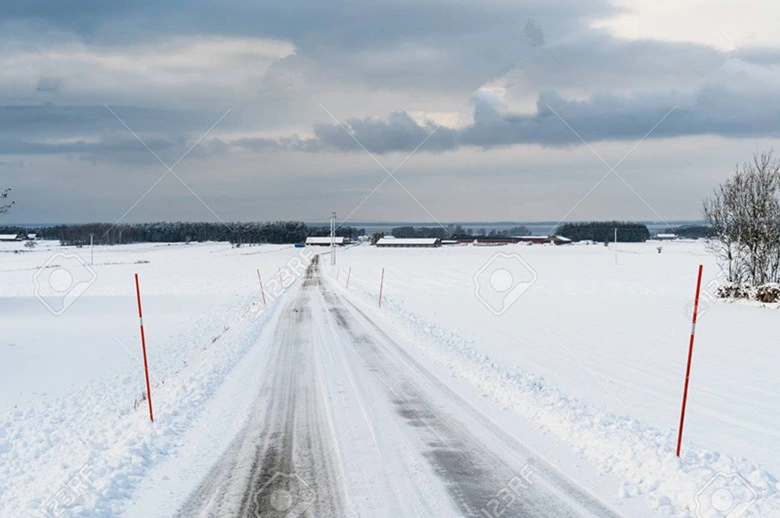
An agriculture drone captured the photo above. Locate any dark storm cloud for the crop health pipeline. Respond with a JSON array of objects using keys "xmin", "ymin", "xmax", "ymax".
[
  {"xmin": 35, "ymin": 77, "xmax": 60, "ymax": 94},
  {"xmin": 0, "ymin": 104, "xmax": 228, "ymax": 161},
  {"xmin": 0, "ymin": 0, "xmax": 615, "ymax": 96},
  {"xmin": 3, "ymin": 0, "xmax": 780, "ymax": 161},
  {"xmin": 231, "ymin": 81, "xmax": 780, "ymax": 154},
  {"xmin": 0, "ymin": 135, "xmax": 179, "ymax": 157},
  {"xmin": 313, "ymin": 112, "xmax": 458, "ymax": 153},
  {"xmin": 0, "ymin": 1, "xmax": 610, "ymax": 160},
  {"xmin": 0, "ymin": 104, "xmax": 202, "ymax": 135},
  {"xmin": 0, "ymin": 0, "xmax": 612, "ymax": 46}
]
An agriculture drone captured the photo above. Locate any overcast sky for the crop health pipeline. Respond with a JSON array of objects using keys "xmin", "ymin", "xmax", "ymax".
[{"xmin": 2, "ymin": 0, "xmax": 780, "ymax": 226}]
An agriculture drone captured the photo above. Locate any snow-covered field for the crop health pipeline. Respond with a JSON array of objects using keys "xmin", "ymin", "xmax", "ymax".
[
  {"xmin": 0, "ymin": 241, "xmax": 305, "ymax": 516},
  {"xmin": 1, "ymin": 239, "xmax": 778, "ymax": 517}
]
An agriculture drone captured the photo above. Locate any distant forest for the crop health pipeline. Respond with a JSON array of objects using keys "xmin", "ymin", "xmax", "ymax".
[
  {"xmin": 0, "ymin": 221, "xmax": 713, "ymax": 245},
  {"xmin": 554, "ymin": 222, "xmax": 712, "ymax": 242},
  {"xmin": 663, "ymin": 225, "xmax": 713, "ymax": 239},
  {"xmin": 555, "ymin": 222, "xmax": 650, "ymax": 242},
  {"xmin": 391, "ymin": 225, "xmax": 531, "ymax": 239},
  {"xmin": 390, "ymin": 223, "xmax": 712, "ymax": 242},
  {"xmin": 0, "ymin": 222, "xmax": 363, "ymax": 246},
  {"xmin": 390, "ymin": 222, "xmax": 657, "ymax": 243}
]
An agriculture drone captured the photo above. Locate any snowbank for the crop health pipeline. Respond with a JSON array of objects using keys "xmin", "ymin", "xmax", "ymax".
[{"xmin": 330, "ymin": 241, "xmax": 780, "ymax": 516}]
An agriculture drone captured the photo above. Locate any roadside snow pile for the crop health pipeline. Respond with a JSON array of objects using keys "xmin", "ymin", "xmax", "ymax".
[
  {"xmin": 0, "ymin": 242, "xmax": 305, "ymax": 517},
  {"xmin": 332, "ymin": 271, "xmax": 780, "ymax": 517},
  {"xmin": 0, "ymin": 295, "xmax": 278, "ymax": 517}
]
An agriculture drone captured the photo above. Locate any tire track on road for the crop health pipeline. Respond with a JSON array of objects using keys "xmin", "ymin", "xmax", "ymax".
[{"xmin": 179, "ymin": 255, "xmax": 623, "ymax": 517}]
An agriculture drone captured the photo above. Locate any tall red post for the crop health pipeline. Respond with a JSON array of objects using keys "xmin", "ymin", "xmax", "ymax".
[
  {"xmin": 257, "ymin": 269, "xmax": 267, "ymax": 305},
  {"xmin": 676, "ymin": 264, "xmax": 704, "ymax": 457},
  {"xmin": 134, "ymin": 273, "xmax": 154, "ymax": 423},
  {"xmin": 378, "ymin": 268, "xmax": 385, "ymax": 308}
]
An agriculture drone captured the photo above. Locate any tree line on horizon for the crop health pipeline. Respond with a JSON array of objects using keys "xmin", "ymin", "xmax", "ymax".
[
  {"xmin": 391, "ymin": 225, "xmax": 532, "ymax": 239},
  {"xmin": 0, "ymin": 222, "xmax": 364, "ymax": 246},
  {"xmin": 554, "ymin": 222, "xmax": 651, "ymax": 243},
  {"xmin": 554, "ymin": 222, "xmax": 713, "ymax": 242},
  {"xmin": 390, "ymin": 223, "xmax": 713, "ymax": 242},
  {"xmin": 0, "ymin": 219, "xmax": 715, "ymax": 245}
]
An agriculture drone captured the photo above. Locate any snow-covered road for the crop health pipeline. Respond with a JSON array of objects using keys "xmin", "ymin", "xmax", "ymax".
[
  {"xmin": 5, "ymin": 241, "xmax": 777, "ymax": 516},
  {"xmin": 178, "ymin": 256, "xmax": 622, "ymax": 517}
]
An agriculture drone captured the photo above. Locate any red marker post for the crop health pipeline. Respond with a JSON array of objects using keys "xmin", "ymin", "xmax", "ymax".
[
  {"xmin": 256, "ymin": 269, "xmax": 267, "ymax": 305},
  {"xmin": 134, "ymin": 273, "xmax": 154, "ymax": 423},
  {"xmin": 378, "ymin": 268, "xmax": 385, "ymax": 308},
  {"xmin": 676, "ymin": 264, "xmax": 704, "ymax": 457},
  {"xmin": 346, "ymin": 267, "xmax": 352, "ymax": 290}
]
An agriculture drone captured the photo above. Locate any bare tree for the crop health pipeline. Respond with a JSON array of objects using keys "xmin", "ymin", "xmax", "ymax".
[
  {"xmin": 703, "ymin": 150, "xmax": 780, "ymax": 285},
  {"xmin": 0, "ymin": 188, "xmax": 12, "ymax": 215},
  {"xmin": 703, "ymin": 182, "xmax": 742, "ymax": 281}
]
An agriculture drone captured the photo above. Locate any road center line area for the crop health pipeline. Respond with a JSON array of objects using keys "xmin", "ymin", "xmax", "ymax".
[{"xmin": 176, "ymin": 255, "xmax": 623, "ymax": 517}]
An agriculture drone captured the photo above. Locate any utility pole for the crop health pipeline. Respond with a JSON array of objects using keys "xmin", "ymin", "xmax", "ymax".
[
  {"xmin": 614, "ymin": 228, "xmax": 618, "ymax": 265},
  {"xmin": 90, "ymin": 234, "xmax": 94, "ymax": 266},
  {"xmin": 330, "ymin": 211, "xmax": 336, "ymax": 266}
]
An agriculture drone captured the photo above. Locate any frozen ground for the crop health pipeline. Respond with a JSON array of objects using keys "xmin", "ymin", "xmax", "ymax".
[
  {"xmin": 335, "ymin": 240, "xmax": 780, "ymax": 515},
  {"xmin": 0, "ymin": 239, "xmax": 778, "ymax": 517}
]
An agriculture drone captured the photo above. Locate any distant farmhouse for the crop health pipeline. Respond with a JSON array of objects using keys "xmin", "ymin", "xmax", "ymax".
[
  {"xmin": 517, "ymin": 235, "xmax": 571, "ymax": 245},
  {"xmin": 453, "ymin": 235, "xmax": 571, "ymax": 246},
  {"xmin": 454, "ymin": 237, "xmax": 521, "ymax": 245},
  {"xmin": 375, "ymin": 237, "xmax": 441, "ymax": 248},
  {"xmin": 655, "ymin": 233, "xmax": 679, "ymax": 241},
  {"xmin": 0, "ymin": 233, "xmax": 21, "ymax": 242},
  {"xmin": 305, "ymin": 236, "xmax": 347, "ymax": 246}
]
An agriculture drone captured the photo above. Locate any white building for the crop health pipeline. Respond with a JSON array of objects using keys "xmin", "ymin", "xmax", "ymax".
[
  {"xmin": 375, "ymin": 237, "xmax": 441, "ymax": 248},
  {"xmin": 305, "ymin": 236, "xmax": 347, "ymax": 246}
]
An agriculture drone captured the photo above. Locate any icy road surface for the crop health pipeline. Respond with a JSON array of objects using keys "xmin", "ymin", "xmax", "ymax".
[{"xmin": 178, "ymin": 256, "xmax": 622, "ymax": 517}]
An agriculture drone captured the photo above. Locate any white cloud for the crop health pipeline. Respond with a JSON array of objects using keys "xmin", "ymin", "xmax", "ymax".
[
  {"xmin": 4, "ymin": 0, "xmax": 780, "ymax": 223},
  {"xmin": 593, "ymin": 0, "xmax": 780, "ymax": 51},
  {"xmin": 0, "ymin": 33, "xmax": 295, "ymax": 106}
]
